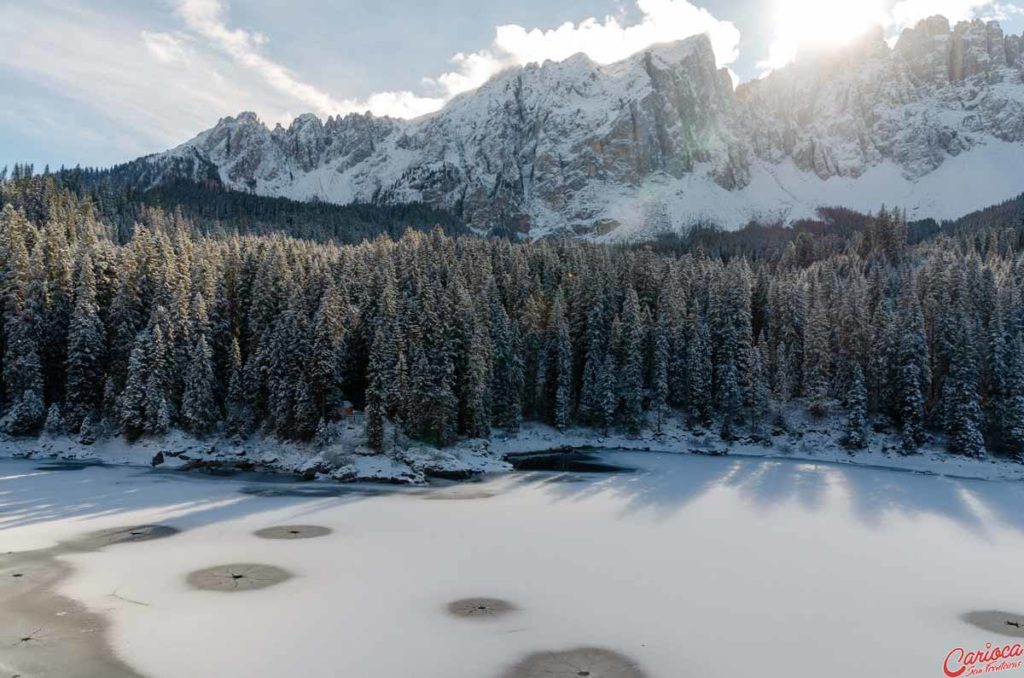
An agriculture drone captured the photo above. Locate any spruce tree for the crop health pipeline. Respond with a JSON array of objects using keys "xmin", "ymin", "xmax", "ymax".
[
  {"xmin": 552, "ymin": 294, "xmax": 572, "ymax": 431},
  {"xmin": 120, "ymin": 330, "xmax": 151, "ymax": 437},
  {"xmin": 43, "ymin": 403, "xmax": 65, "ymax": 436},
  {"xmin": 489, "ymin": 292, "xmax": 523, "ymax": 432},
  {"xmin": 943, "ymin": 321, "xmax": 985, "ymax": 457},
  {"xmin": 687, "ymin": 318, "xmax": 712, "ymax": 425},
  {"xmin": 2, "ymin": 302, "xmax": 45, "ymax": 435},
  {"xmin": 364, "ymin": 328, "xmax": 388, "ymax": 451},
  {"xmin": 803, "ymin": 288, "xmax": 831, "ymax": 416},
  {"xmin": 618, "ymin": 287, "xmax": 644, "ymax": 433},
  {"xmin": 65, "ymin": 254, "xmax": 105, "ymax": 430},
  {"xmin": 843, "ymin": 365, "xmax": 869, "ymax": 450},
  {"xmin": 652, "ymin": 310, "xmax": 670, "ymax": 434},
  {"xmin": 182, "ymin": 333, "xmax": 218, "ymax": 435},
  {"xmin": 894, "ymin": 293, "xmax": 929, "ymax": 452},
  {"xmin": 310, "ymin": 285, "xmax": 346, "ymax": 421}
]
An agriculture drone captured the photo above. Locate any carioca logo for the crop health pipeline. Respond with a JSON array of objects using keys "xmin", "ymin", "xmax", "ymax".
[{"xmin": 944, "ymin": 642, "xmax": 1024, "ymax": 677}]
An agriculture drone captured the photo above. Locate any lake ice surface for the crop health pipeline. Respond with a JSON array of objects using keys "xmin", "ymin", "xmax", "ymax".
[{"xmin": 2, "ymin": 452, "xmax": 1024, "ymax": 677}]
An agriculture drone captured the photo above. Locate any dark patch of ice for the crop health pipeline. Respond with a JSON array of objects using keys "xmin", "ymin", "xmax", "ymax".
[
  {"xmin": 238, "ymin": 485, "xmax": 384, "ymax": 498},
  {"xmin": 73, "ymin": 525, "xmax": 180, "ymax": 550},
  {"xmin": 508, "ymin": 452, "xmax": 635, "ymax": 474},
  {"xmin": 961, "ymin": 610, "xmax": 1024, "ymax": 637},
  {"xmin": 186, "ymin": 564, "xmax": 292, "ymax": 592},
  {"xmin": 34, "ymin": 461, "xmax": 107, "ymax": 471},
  {"xmin": 503, "ymin": 647, "xmax": 646, "ymax": 678},
  {"xmin": 253, "ymin": 525, "xmax": 332, "ymax": 540},
  {"xmin": 446, "ymin": 597, "xmax": 517, "ymax": 619}
]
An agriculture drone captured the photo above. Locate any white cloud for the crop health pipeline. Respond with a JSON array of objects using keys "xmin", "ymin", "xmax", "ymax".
[
  {"xmin": 141, "ymin": 31, "xmax": 190, "ymax": 65},
  {"xmin": 170, "ymin": 0, "xmax": 739, "ymax": 119},
  {"xmin": 426, "ymin": 0, "xmax": 741, "ymax": 99}
]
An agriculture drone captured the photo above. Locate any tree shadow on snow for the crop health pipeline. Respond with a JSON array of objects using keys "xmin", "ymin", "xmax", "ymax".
[
  {"xmin": 0, "ymin": 461, "xmax": 383, "ymax": 535},
  {"xmin": 513, "ymin": 451, "xmax": 1024, "ymax": 536}
]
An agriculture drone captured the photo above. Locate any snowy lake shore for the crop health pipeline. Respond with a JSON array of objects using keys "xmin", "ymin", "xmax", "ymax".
[
  {"xmin": 2, "ymin": 408, "xmax": 1024, "ymax": 485},
  {"xmin": 2, "ymin": 450, "xmax": 1024, "ymax": 677}
]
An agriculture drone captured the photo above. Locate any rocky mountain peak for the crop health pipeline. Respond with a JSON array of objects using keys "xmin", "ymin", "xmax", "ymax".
[{"xmin": 127, "ymin": 16, "xmax": 1024, "ymax": 239}]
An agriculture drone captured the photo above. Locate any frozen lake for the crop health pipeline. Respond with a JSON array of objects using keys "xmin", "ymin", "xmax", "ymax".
[{"xmin": 3, "ymin": 452, "xmax": 1024, "ymax": 677}]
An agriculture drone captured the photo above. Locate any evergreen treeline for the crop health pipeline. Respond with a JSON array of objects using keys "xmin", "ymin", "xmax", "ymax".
[{"xmin": 1, "ymin": 170, "xmax": 1023, "ymax": 459}]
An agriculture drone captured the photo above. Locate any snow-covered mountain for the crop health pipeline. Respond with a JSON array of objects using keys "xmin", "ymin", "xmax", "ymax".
[{"xmin": 127, "ymin": 16, "xmax": 1024, "ymax": 239}]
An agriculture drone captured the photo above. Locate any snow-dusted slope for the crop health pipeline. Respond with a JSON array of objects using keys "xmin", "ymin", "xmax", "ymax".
[{"xmin": 130, "ymin": 16, "xmax": 1024, "ymax": 239}]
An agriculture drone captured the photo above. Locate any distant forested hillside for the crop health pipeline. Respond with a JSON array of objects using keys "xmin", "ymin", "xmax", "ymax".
[{"xmin": 2, "ymin": 164, "xmax": 468, "ymax": 245}]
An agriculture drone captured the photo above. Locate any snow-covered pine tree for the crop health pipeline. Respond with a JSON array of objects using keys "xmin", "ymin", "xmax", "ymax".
[
  {"xmin": 309, "ymin": 284, "xmax": 346, "ymax": 422},
  {"xmin": 43, "ymin": 402, "xmax": 65, "ymax": 436},
  {"xmin": 803, "ymin": 284, "xmax": 831, "ymax": 417},
  {"xmin": 600, "ymin": 349, "xmax": 617, "ymax": 437},
  {"xmin": 65, "ymin": 253, "xmax": 105, "ymax": 430},
  {"xmin": 579, "ymin": 299, "xmax": 607, "ymax": 426},
  {"xmin": 2, "ymin": 299, "xmax": 45, "ymax": 435},
  {"xmin": 867, "ymin": 299, "xmax": 896, "ymax": 414},
  {"xmin": 37, "ymin": 224, "xmax": 73, "ymax": 406},
  {"xmin": 182, "ymin": 333, "xmax": 218, "ymax": 435},
  {"xmin": 145, "ymin": 316, "xmax": 173, "ymax": 434},
  {"xmin": 747, "ymin": 342, "xmax": 771, "ymax": 433},
  {"xmin": 843, "ymin": 364, "xmax": 869, "ymax": 450},
  {"xmin": 894, "ymin": 290, "xmax": 929, "ymax": 453},
  {"xmin": 687, "ymin": 317, "xmax": 712, "ymax": 425},
  {"xmin": 942, "ymin": 319, "xmax": 985, "ymax": 457},
  {"xmin": 652, "ymin": 310, "xmax": 670, "ymax": 434},
  {"xmin": 120, "ymin": 329, "xmax": 151, "ymax": 437},
  {"xmin": 618, "ymin": 287, "xmax": 644, "ymax": 433},
  {"xmin": 998, "ymin": 333, "xmax": 1024, "ymax": 456},
  {"xmin": 552, "ymin": 293, "xmax": 572, "ymax": 432},
  {"xmin": 489, "ymin": 289, "xmax": 523, "ymax": 432},
  {"xmin": 364, "ymin": 325, "xmax": 389, "ymax": 451},
  {"xmin": 459, "ymin": 311, "xmax": 492, "ymax": 439}
]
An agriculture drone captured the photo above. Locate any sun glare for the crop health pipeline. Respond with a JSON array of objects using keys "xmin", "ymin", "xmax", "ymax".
[{"xmin": 760, "ymin": 0, "xmax": 889, "ymax": 72}]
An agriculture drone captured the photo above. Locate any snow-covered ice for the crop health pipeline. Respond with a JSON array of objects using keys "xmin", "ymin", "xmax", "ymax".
[{"xmin": 2, "ymin": 451, "xmax": 1024, "ymax": 677}]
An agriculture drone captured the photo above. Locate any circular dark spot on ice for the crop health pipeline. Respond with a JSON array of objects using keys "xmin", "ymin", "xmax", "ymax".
[
  {"xmin": 253, "ymin": 525, "xmax": 331, "ymax": 540},
  {"xmin": 186, "ymin": 564, "xmax": 291, "ymax": 592},
  {"xmin": 446, "ymin": 597, "xmax": 516, "ymax": 619},
  {"xmin": 961, "ymin": 611, "xmax": 1024, "ymax": 637},
  {"xmin": 502, "ymin": 648, "xmax": 646, "ymax": 678},
  {"xmin": 75, "ymin": 524, "xmax": 180, "ymax": 549}
]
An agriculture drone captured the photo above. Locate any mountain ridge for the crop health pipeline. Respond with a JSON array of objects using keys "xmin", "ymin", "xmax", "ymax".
[{"xmin": 106, "ymin": 16, "xmax": 1024, "ymax": 239}]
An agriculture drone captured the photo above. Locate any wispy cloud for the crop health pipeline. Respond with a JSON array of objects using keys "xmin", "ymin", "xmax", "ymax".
[
  {"xmin": 0, "ymin": 0, "xmax": 288, "ymax": 163},
  {"xmin": 1, "ymin": 0, "xmax": 737, "ymax": 166},
  {"xmin": 141, "ymin": 31, "xmax": 191, "ymax": 66},
  {"xmin": 173, "ymin": 0, "xmax": 354, "ymax": 116}
]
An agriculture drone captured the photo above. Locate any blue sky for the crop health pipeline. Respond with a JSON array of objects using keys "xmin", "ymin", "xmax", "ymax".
[{"xmin": 2, "ymin": 0, "xmax": 1022, "ymax": 170}]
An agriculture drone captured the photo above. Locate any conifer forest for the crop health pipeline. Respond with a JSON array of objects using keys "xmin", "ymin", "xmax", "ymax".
[{"xmin": 2, "ymin": 168, "xmax": 1023, "ymax": 460}]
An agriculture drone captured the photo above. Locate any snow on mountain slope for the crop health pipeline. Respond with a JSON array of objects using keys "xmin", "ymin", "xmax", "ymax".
[{"xmin": 128, "ymin": 16, "xmax": 1024, "ymax": 239}]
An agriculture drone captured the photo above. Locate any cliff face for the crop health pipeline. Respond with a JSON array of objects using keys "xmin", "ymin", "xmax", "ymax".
[{"xmin": 131, "ymin": 17, "xmax": 1024, "ymax": 239}]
